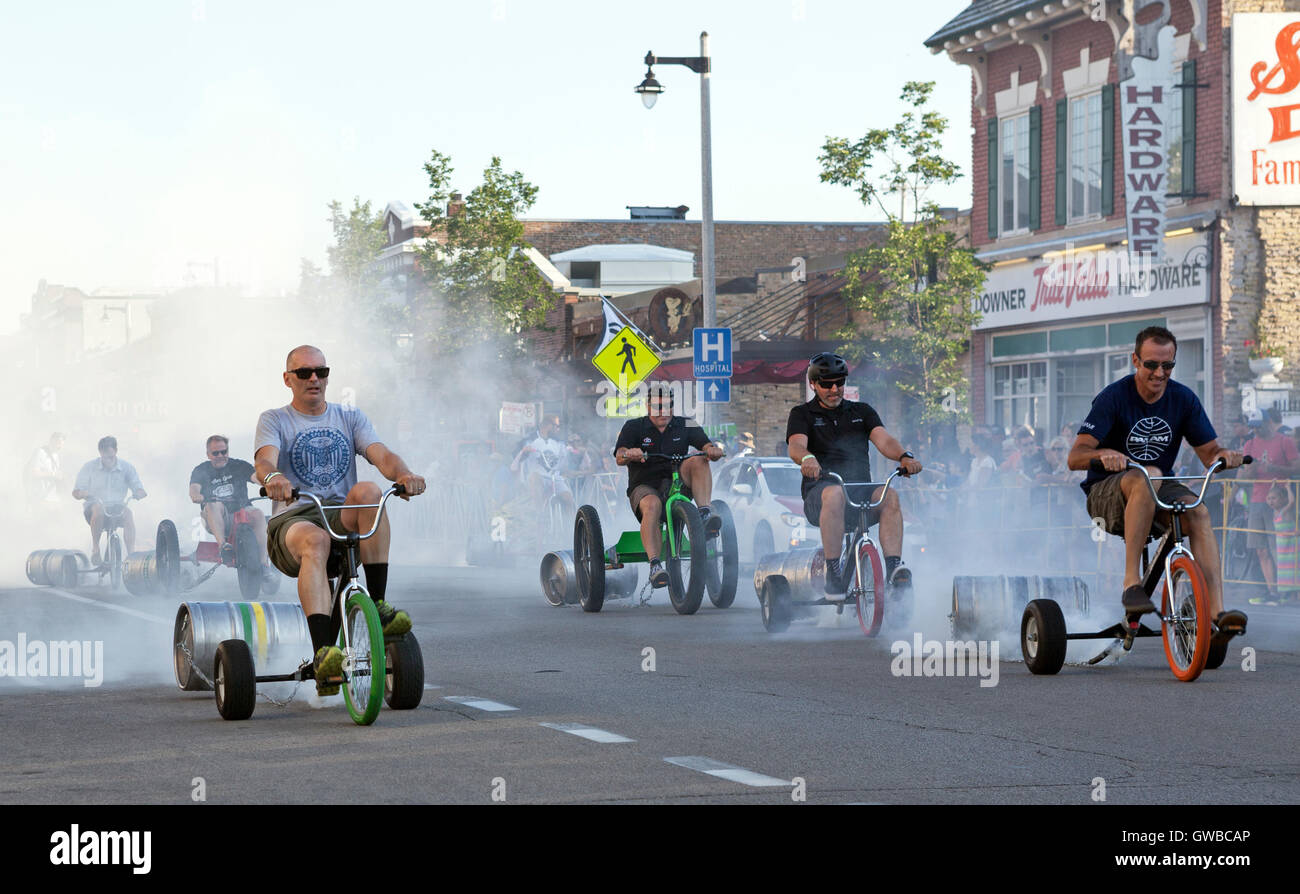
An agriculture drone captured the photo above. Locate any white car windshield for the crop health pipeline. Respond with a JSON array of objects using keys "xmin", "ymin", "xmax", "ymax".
[{"xmin": 761, "ymin": 466, "xmax": 802, "ymax": 496}]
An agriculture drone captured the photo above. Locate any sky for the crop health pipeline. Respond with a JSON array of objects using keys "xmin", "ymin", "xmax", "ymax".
[{"xmin": 0, "ymin": 0, "xmax": 973, "ymax": 332}]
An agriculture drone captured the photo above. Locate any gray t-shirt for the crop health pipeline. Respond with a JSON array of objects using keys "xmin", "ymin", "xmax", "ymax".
[{"xmin": 254, "ymin": 403, "xmax": 380, "ymax": 514}]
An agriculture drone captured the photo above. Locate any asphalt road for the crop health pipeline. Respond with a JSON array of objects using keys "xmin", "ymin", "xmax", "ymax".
[{"xmin": 1, "ymin": 559, "xmax": 1296, "ymax": 804}]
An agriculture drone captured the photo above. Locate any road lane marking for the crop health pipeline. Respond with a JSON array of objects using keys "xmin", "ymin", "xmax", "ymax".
[
  {"xmin": 44, "ymin": 589, "xmax": 170, "ymax": 626},
  {"xmin": 442, "ymin": 695, "xmax": 518, "ymax": 712},
  {"xmin": 539, "ymin": 722, "xmax": 635, "ymax": 743},
  {"xmin": 664, "ymin": 756, "xmax": 789, "ymax": 787}
]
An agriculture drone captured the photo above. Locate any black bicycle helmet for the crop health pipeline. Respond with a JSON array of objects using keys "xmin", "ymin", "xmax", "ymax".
[{"xmin": 807, "ymin": 352, "xmax": 849, "ymax": 383}]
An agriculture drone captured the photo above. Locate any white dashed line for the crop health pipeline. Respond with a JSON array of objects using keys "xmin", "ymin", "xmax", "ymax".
[
  {"xmin": 442, "ymin": 695, "xmax": 518, "ymax": 712},
  {"xmin": 664, "ymin": 756, "xmax": 790, "ymax": 787},
  {"xmin": 44, "ymin": 589, "xmax": 170, "ymax": 626},
  {"xmin": 539, "ymin": 722, "xmax": 635, "ymax": 743}
]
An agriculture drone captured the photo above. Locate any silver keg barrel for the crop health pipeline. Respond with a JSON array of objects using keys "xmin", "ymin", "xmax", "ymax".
[
  {"xmin": 25, "ymin": 549, "xmax": 90, "ymax": 588},
  {"xmin": 123, "ymin": 551, "xmax": 159, "ymax": 596},
  {"xmin": 541, "ymin": 550, "xmax": 640, "ymax": 606},
  {"xmin": 951, "ymin": 575, "xmax": 1091, "ymax": 639},
  {"xmin": 753, "ymin": 547, "xmax": 824, "ymax": 602},
  {"xmin": 173, "ymin": 601, "xmax": 312, "ymax": 691}
]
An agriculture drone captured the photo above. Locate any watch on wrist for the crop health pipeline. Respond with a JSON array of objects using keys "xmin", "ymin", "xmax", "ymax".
[{"xmin": 900, "ymin": 451, "xmax": 915, "ymax": 460}]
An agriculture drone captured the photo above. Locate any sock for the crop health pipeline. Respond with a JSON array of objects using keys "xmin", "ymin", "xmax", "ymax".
[
  {"xmin": 885, "ymin": 555, "xmax": 901, "ymax": 577},
  {"xmin": 364, "ymin": 563, "xmax": 388, "ymax": 603},
  {"xmin": 826, "ymin": 557, "xmax": 841, "ymax": 577},
  {"xmin": 328, "ymin": 598, "xmax": 342, "ymax": 645},
  {"xmin": 307, "ymin": 613, "xmax": 332, "ymax": 654}
]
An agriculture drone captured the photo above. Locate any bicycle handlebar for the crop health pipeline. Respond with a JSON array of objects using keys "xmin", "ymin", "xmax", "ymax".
[
  {"xmin": 258, "ymin": 483, "xmax": 408, "ymax": 542},
  {"xmin": 1087, "ymin": 455, "xmax": 1252, "ymax": 512},
  {"xmin": 820, "ymin": 469, "xmax": 906, "ymax": 510},
  {"xmin": 639, "ymin": 450, "xmax": 724, "ymax": 463}
]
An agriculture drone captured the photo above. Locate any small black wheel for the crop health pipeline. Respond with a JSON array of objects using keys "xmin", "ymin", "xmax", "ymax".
[
  {"xmin": 574, "ymin": 505, "xmax": 606, "ymax": 612},
  {"xmin": 235, "ymin": 524, "xmax": 262, "ymax": 600},
  {"xmin": 155, "ymin": 519, "xmax": 180, "ymax": 596},
  {"xmin": 705, "ymin": 499, "xmax": 739, "ymax": 609},
  {"xmin": 760, "ymin": 576, "xmax": 792, "ymax": 633},
  {"xmin": 384, "ymin": 632, "xmax": 425, "ymax": 709},
  {"xmin": 1021, "ymin": 599, "xmax": 1067, "ymax": 675},
  {"xmin": 214, "ymin": 639, "xmax": 256, "ymax": 720},
  {"xmin": 666, "ymin": 500, "xmax": 706, "ymax": 614},
  {"xmin": 1204, "ymin": 636, "xmax": 1229, "ymax": 670}
]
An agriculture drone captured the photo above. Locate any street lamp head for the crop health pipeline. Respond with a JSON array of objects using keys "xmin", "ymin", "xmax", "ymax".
[{"xmin": 635, "ymin": 67, "xmax": 663, "ymax": 109}]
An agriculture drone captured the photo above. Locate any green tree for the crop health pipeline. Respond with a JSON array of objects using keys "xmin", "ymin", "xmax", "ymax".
[
  {"xmin": 412, "ymin": 150, "xmax": 556, "ymax": 357},
  {"xmin": 326, "ymin": 197, "xmax": 386, "ymax": 300},
  {"xmin": 819, "ymin": 80, "xmax": 985, "ymax": 429}
]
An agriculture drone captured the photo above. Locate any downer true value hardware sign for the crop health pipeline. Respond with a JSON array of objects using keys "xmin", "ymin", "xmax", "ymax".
[
  {"xmin": 972, "ymin": 232, "xmax": 1209, "ymax": 330},
  {"xmin": 1233, "ymin": 13, "xmax": 1300, "ymax": 204}
]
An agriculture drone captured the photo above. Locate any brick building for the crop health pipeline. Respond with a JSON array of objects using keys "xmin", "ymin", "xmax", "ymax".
[{"xmin": 926, "ymin": 0, "xmax": 1300, "ymax": 434}]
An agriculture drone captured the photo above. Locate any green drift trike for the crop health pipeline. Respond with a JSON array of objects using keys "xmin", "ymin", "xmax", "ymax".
[{"xmin": 572, "ymin": 452, "xmax": 738, "ymax": 614}]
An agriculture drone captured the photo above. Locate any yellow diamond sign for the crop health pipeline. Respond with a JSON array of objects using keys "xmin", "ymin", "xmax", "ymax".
[{"xmin": 592, "ymin": 325, "xmax": 660, "ymax": 392}]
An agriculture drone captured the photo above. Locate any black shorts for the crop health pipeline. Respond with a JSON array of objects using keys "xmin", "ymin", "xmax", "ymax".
[
  {"xmin": 628, "ymin": 479, "xmax": 693, "ymax": 522},
  {"xmin": 803, "ymin": 479, "xmax": 882, "ymax": 530}
]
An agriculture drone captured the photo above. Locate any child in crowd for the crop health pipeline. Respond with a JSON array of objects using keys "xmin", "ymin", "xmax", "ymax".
[{"xmin": 1261, "ymin": 482, "xmax": 1299, "ymax": 606}]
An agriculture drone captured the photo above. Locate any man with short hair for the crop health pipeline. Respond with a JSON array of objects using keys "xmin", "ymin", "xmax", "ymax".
[
  {"xmin": 72, "ymin": 436, "xmax": 147, "ymax": 565},
  {"xmin": 786, "ymin": 352, "xmax": 922, "ymax": 595},
  {"xmin": 1067, "ymin": 326, "xmax": 1247, "ymax": 642},
  {"xmin": 1241, "ymin": 406, "xmax": 1300, "ymax": 603},
  {"xmin": 189, "ymin": 435, "xmax": 269, "ymax": 570},
  {"xmin": 255, "ymin": 345, "xmax": 425, "ymax": 696},
  {"xmin": 613, "ymin": 384, "xmax": 725, "ymax": 588},
  {"xmin": 512, "ymin": 413, "xmax": 576, "ymax": 522}
]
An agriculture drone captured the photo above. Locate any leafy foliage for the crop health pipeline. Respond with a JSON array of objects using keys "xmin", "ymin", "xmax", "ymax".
[{"xmin": 819, "ymin": 81, "xmax": 986, "ymax": 426}]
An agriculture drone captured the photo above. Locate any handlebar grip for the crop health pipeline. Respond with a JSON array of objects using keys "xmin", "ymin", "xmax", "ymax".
[
  {"xmin": 258, "ymin": 486, "xmax": 300, "ymax": 500},
  {"xmin": 1242, "ymin": 455, "xmax": 1253, "ymax": 465},
  {"xmin": 1089, "ymin": 458, "xmax": 1106, "ymax": 473},
  {"xmin": 393, "ymin": 483, "xmax": 407, "ymax": 496}
]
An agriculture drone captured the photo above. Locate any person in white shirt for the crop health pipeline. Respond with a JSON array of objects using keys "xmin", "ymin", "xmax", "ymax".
[
  {"xmin": 511, "ymin": 413, "xmax": 575, "ymax": 517},
  {"xmin": 25, "ymin": 432, "xmax": 64, "ymax": 507},
  {"xmin": 71, "ymin": 436, "xmax": 147, "ymax": 564}
]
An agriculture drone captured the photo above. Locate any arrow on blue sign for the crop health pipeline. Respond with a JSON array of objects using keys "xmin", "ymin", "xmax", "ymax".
[
  {"xmin": 697, "ymin": 378, "xmax": 730, "ymax": 403},
  {"xmin": 693, "ymin": 327, "xmax": 732, "ymax": 378}
]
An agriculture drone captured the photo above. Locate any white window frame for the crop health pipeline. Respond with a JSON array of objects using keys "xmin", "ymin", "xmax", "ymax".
[
  {"xmin": 999, "ymin": 113, "xmax": 1031, "ymax": 237},
  {"xmin": 1067, "ymin": 90, "xmax": 1104, "ymax": 223}
]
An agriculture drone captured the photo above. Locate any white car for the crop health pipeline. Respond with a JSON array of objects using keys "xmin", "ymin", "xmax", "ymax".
[
  {"xmin": 713, "ymin": 455, "xmax": 929, "ymax": 565},
  {"xmin": 712, "ymin": 456, "xmax": 812, "ymax": 564}
]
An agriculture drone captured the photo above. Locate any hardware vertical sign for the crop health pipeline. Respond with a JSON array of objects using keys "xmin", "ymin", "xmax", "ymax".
[
  {"xmin": 1121, "ymin": 24, "xmax": 1175, "ymax": 261},
  {"xmin": 1233, "ymin": 13, "xmax": 1300, "ymax": 205}
]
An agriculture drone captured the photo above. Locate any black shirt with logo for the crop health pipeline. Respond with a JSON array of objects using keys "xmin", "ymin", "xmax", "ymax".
[
  {"xmin": 786, "ymin": 398, "xmax": 884, "ymax": 498},
  {"xmin": 190, "ymin": 459, "xmax": 256, "ymax": 507},
  {"xmin": 613, "ymin": 416, "xmax": 712, "ymax": 496},
  {"xmin": 1078, "ymin": 375, "xmax": 1216, "ymax": 494}
]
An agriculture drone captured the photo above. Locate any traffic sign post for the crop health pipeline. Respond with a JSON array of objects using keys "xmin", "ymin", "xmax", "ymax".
[
  {"xmin": 693, "ymin": 327, "xmax": 732, "ymax": 378},
  {"xmin": 697, "ymin": 378, "xmax": 730, "ymax": 403},
  {"xmin": 592, "ymin": 325, "xmax": 661, "ymax": 392}
]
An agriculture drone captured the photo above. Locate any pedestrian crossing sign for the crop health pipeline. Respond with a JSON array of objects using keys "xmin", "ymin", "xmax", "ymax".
[{"xmin": 592, "ymin": 325, "xmax": 660, "ymax": 392}]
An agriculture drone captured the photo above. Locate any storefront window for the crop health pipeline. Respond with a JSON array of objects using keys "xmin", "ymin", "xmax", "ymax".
[
  {"xmin": 1176, "ymin": 338, "xmax": 1205, "ymax": 403},
  {"xmin": 993, "ymin": 361, "xmax": 1047, "ymax": 433},
  {"xmin": 1055, "ymin": 356, "xmax": 1099, "ymax": 433}
]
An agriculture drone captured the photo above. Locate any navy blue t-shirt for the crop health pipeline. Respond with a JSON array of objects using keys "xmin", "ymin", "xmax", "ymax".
[{"xmin": 1078, "ymin": 375, "xmax": 1216, "ymax": 493}]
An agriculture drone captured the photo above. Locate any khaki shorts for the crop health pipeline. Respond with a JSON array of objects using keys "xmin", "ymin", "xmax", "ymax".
[
  {"xmin": 267, "ymin": 501, "xmax": 347, "ymax": 577},
  {"xmin": 1085, "ymin": 472, "xmax": 1196, "ymax": 538},
  {"xmin": 1247, "ymin": 501, "xmax": 1276, "ymax": 551},
  {"xmin": 628, "ymin": 480, "xmax": 692, "ymax": 522}
]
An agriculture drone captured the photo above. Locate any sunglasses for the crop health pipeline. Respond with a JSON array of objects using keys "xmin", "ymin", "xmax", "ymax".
[
  {"xmin": 1140, "ymin": 360, "xmax": 1175, "ymax": 372},
  {"xmin": 289, "ymin": 366, "xmax": 330, "ymax": 380},
  {"xmin": 209, "ymin": 449, "xmax": 228, "ymax": 456},
  {"xmin": 815, "ymin": 379, "xmax": 846, "ymax": 389}
]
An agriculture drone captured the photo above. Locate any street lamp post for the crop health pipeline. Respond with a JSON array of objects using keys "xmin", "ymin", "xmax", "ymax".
[{"xmin": 636, "ymin": 31, "xmax": 715, "ymax": 429}]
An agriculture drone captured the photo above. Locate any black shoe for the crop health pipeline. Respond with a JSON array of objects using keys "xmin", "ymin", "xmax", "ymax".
[
  {"xmin": 888, "ymin": 563, "xmax": 911, "ymax": 589},
  {"xmin": 824, "ymin": 560, "xmax": 847, "ymax": 596},
  {"xmin": 649, "ymin": 558, "xmax": 669, "ymax": 589},
  {"xmin": 1212, "ymin": 609, "xmax": 1248, "ymax": 639},
  {"xmin": 698, "ymin": 507, "xmax": 722, "ymax": 537},
  {"xmin": 220, "ymin": 542, "xmax": 236, "ymax": 564},
  {"xmin": 1122, "ymin": 585, "xmax": 1156, "ymax": 616}
]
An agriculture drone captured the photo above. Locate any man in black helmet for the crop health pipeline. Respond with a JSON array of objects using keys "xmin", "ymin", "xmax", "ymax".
[
  {"xmin": 786, "ymin": 353, "xmax": 922, "ymax": 595},
  {"xmin": 614, "ymin": 382, "xmax": 725, "ymax": 588}
]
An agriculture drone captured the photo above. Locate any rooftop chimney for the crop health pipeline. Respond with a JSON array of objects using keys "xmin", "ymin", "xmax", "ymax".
[{"xmin": 447, "ymin": 191, "xmax": 465, "ymax": 216}]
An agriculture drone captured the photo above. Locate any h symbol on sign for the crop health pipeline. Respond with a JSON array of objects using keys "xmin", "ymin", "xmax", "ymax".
[{"xmin": 701, "ymin": 333, "xmax": 725, "ymax": 361}]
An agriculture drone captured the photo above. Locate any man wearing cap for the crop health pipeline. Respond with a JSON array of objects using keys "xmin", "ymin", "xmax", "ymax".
[
  {"xmin": 1242, "ymin": 407, "xmax": 1300, "ymax": 601},
  {"xmin": 786, "ymin": 352, "xmax": 921, "ymax": 596}
]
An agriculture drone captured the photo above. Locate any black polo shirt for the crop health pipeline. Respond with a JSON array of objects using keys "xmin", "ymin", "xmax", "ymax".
[
  {"xmin": 785, "ymin": 397, "xmax": 884, "ymax": 498},
  {"xmin": 613, "ymin": 416, "xmax": 712, "ymax": 496}
]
